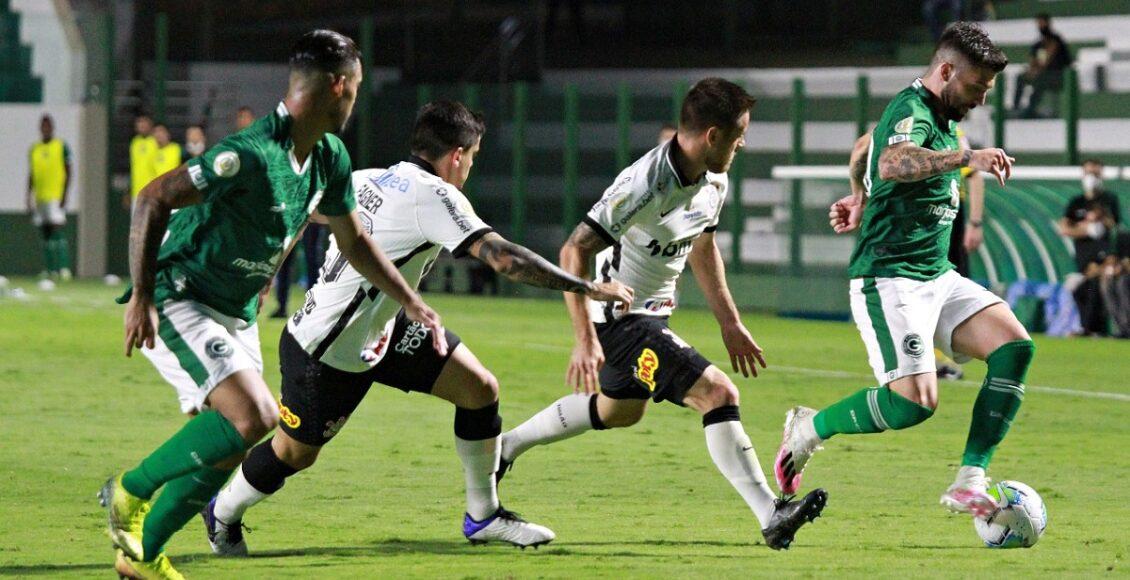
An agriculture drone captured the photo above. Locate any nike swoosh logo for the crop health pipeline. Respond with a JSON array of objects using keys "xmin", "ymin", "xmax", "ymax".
[
  {"xmin": 741, "ymin": 446, "xmax": 754, "ymax": 452},
  {"xmin": 659, "ymin": 208, "xmax": 676, "ymax": 217}
]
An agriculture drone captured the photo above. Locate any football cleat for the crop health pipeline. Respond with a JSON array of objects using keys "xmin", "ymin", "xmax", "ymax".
[
  {"xmin": 774, "ymin": 406, "xmax": 823, "ymax": 495},
  {"xmin": 940, "ymin": 467, "xmax": 997, "ymax": 518},
  {"xmin": 98, "ymin": 474, "xmax": 150, "ymax": 561},
  {"xmin": 113, "ymin": 549, "xmax": 184, "ymax": 580},
  {"xmin": 200, "ymin": 497, "xmax": 249, "ymax": 557},
  {"xmin": 760, "ymin": 488, "xmax": 828, "ymax": 550},
  {"xmin": 464, "ymin": 507, "xmax": 555, "ymax": 549}
]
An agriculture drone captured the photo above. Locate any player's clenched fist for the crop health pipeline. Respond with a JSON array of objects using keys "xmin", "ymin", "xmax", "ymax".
[
  {"xmin": 968, "ymin": 148, "xmax": 1015, "ymax": 186},
  {"xmin": 829, "ymin": 195, "xmax": 865, "ymax": 234},
  {"xmin": 124, "ymin": 297, "xmax": 158, "ymax": 357}
]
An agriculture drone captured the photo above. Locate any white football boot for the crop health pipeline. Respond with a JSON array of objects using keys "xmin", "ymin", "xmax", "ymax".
[
  {"xmin": 464, "ymin": 507, "xmax": 555, "ymax": 549},
  {"xmin": 774, "ymin": 406, "xmax": 823, "ymax": 495},
  {"xmin": 940, "ymin": 466, "xmax": 997, "ymax": 518}
]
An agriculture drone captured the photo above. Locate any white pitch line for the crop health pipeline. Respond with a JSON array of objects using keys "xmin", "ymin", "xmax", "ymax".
[{"xmin": 523, "ymin": 342, "xmax": 1130, "ymax": 403}]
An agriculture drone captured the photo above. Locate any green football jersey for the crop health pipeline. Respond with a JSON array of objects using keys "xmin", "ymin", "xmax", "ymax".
[
  {"xmin": 118, "ymin": 102, "xmax": 356, "ymax": 322},
  {"xmin": 848, "ymin": 79, "xmax": 961, "ymax": 281}
]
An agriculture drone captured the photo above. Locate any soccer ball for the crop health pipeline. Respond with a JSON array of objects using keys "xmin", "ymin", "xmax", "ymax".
[{"xmin": 974, "ymin": 480, "xmax": 1047, "ymax": 548}]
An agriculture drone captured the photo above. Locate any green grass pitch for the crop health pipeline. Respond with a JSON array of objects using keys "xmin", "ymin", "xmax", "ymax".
[{"xmin": 1, "ymin": 279, "xmax": 1126, "ymax": 577}]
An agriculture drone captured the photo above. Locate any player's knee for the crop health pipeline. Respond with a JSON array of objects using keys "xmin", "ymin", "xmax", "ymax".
[
  {"xmin": 230, "ymin": 404, "xmax": 278, "ymax": 444},
  {"xmin": 459, "ymin": 369, "xmax": 499, "ymax": 409},
  {"xmin": 599, "ymin": 401, "xmax": 646, "ymax": 428},
  {"xmin": 882, "ymin": 386, "xmax": 935, "ymax": 430},
  {"xmin": 688, "ymin": 369, "xmax": 739, "ymax": 411},
  {"xmin": 275, "ymin": 442, "xmax": 319, "ymax": 471}
]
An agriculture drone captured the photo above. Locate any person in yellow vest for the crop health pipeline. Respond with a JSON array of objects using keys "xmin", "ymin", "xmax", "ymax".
[
  {"xmin": 936, "ymin": 124, "xmax": 986, "ymax": 380},
  {"xmin": 126, "ymin": 114, "xmax": 158, "ymax": 208},
  {"xmin": 26, "ymin": 114, "xmax": 72, "ymax": 280},
  {"xmin": 150, "ymin": 124, "xmax": 184, "ymax": 177}
]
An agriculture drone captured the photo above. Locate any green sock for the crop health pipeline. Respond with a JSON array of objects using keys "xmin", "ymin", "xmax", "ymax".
[
  {"xmin": 141, "ymin": 466, "xmax": 233, "ymax": 559},
  {"xmin": 53, "ymin": 233, "xmax": 70, "ymax": 271},
  {"xmin": 121, "ymin": 410, "xmax": 246, "ymax": 499},
  {"xmin": 813, "ymin": 386, "xmax": 934, "ymax": 440},
  {"xmin": 961, "ymin": 340, "xmax": 1035, "ymax": 468}
]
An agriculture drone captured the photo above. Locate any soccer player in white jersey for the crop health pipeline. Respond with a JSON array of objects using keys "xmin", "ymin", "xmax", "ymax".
[
  {"xmin": 496, "ymin": 79, "xmax": 827, "ymax": 550},
  {"xmin": 203, "ymin": 100, "xmax": 633, "ymax": 553}
]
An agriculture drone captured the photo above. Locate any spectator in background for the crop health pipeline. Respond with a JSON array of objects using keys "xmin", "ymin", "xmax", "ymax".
[
  {"xmin": 235, "ymin": 105, "xmax": 255, "ymax": 131},
  {"xmin": 1058, "ymin": 159, "xmax": 1121, "ymax": 335},
  {"xmin": 1012, "ymin": 13, "xmax": 1072, "ymax": 119},
  {"xmin": 26, "ymin": 114, "xmax": 72, "ymax": 280},
  {"xmin": 657, "ymin": 123, "xmax": 676, "ymax": 145},
  {"xmin": 126, "ymin": 114, "xmax": 157, "ymax": 208},
  {"xmin": 1099, "ymin": 248, "xmax": 1130, "ymax": 338},
  {"xmin": 150, "ymin": 123, "xmax": 183, "ymax": 178},
  {"xmin": 922, "ymin": 0, "xmax": 962, "ymax": 42},
  {"xmin": 185, "ymin": 124, "xmax": 207, "ymax": 158}
]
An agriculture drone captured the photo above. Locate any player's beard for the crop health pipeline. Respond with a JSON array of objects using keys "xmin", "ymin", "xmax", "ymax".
[{"xmin": 939, "ymin": 85, "xmax": 971, "ymax": 121}]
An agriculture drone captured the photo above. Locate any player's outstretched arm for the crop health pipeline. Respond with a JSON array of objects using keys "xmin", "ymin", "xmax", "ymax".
[
  {"xmin": 469, "ymin": 232, "xmax": 633, "ymax": 304},
  {"xmin": 687, "ymin": 232, "xmax": 766, "ymax": 378},
  {"xmin": 879, "ymin": 142, "xmax": 1015, "ymax": 185},
  {"xmin": 560, "ymin": 221, "xmax": 610, "ymax": 394},
  {"xmin": 125, "ymin": 164, "xmax": 204, "ymax": 356},
  {"xmin": 325, "ymin": 211, "xmax": 447, "ymax": 356}
]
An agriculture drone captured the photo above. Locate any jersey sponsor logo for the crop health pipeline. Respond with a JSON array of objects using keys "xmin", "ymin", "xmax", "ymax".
[
  {"xmin": 213, "ymin": 151, "xmax": 241, "ymax": 178},
  {"xmin": 437, "ymin": 190, "xmax": 473, "ymax": 233},
  {"xmin": 902, "ymin": 333, "xmax": 925, "ymax": 357},
  {"xmin": 291, "ymin": 293, "xmax": 317, "ymax": 326},
  {"xmin": 279, "ymin": 402, "xmax": 301, "ymax": 429},
  {"xmin": 356, "ymin": 183, "xmax": 385, "ymax": 214},
  {"xmin": 610, "ymin": 190, "xmax": 655, "ymax": 232},
  {"xmin": 371, "ymin": 170, "xmax": 411, "ymax": 192},
  {"xmin": 205, "ymin": 337, "xmax": 233, "ymax": 359},
  {"xmin": 894, "ymin": 116, "xmax": 914, "ymax": 135},
  {"xmin": 683, "ymin": 210, "xmax": 706, "ymax": 220},
  {"xmin": 646, "ymin": 236, "xmax": 695, "ymax": 258},
  {"xmin": 360, "ymin": 333, "xmax": 390, "ymax": 364},
  {"xmin": 643, "ymin": 298, "xmax": 676, "ymax": 312},
  {"xmin": 634, "ymin": 348, "xmax": 659, "ymax": 392},
  {"xmin": 323, "ymin": 415, "xmax": 350, "ymax": 439},
  {"xmin": 359, "ymin": 212, "xmax": 374, "ymax": 235},
  {"xmin": 232, "ymin": 258, "xmax": 276, "ymax": 278},
  {"xmin": 926, "ymin": 203, "xmax": 958, "ymax": 223},
  {"xmin": 394, "ymin": 321, "xmax": 430, "ymax": 355}
]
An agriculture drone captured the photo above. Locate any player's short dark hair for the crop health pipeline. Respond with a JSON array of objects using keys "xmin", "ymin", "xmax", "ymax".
[
  {"xmin": 289, "ymin": 29, "xmax": 361, "ymax": 75},
  {"xmin": 410, "ymin": 100, "xmax": 486, "ymax": 159},
  {"xmin": 679, "ymin": 78, "xmax": 756, "ymax": 135},
  {"xmin": 40, "ymin": 114, "xmax": 53, "ymax": 124},
  {"xmin": 934, "ymin": 22, "xmax": 1008, "ymax": 73},
  {"xmin": 1036, "ymin": 12, "xmax": 1051, "ymax": 22}
]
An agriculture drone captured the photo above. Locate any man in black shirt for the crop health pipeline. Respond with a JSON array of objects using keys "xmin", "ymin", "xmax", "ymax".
[
  {"xmin": 1012, "ymin": 13, "xmax": 1072, "ymax": 119},
  {"xmin": 1059, "ymin": 159, "xmax": 1122, "ymax": 335}
]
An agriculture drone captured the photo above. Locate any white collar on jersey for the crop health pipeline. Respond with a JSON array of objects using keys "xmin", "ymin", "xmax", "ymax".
[{"xmin": 276, "ymin": 102, "xmax": 312, "ymax": 176}]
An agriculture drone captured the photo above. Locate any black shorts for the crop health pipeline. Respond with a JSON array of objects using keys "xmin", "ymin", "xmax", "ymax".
[
  {"xmin": 278, "ymin": 309, "xmax": 462, "ymax": 446},
  {"xmin": 596, "ymin": 314, "xmax": 711, "ymax": 406}
]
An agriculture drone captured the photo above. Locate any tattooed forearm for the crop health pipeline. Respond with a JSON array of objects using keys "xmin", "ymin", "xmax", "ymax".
[
  {"xmin": 476, "ymin": 235, "xmax": 594, "ymax": 294},
  {"xmin": 564, "ymin": 221, "xmax": 609, "ymax": 254},
  {"xmin": 128, "ymin": 195, "xmax": 170, "ymax": 299},
  {"xmin": 879, "ymin": 144, "xmax": 969, "ymax": 183},
  {"xmin": 129, "ymin": 166, "xmax": 200, "ymax": 299}
]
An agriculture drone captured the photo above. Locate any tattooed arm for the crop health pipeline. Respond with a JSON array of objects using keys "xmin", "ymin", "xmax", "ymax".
[
  {"xmin": 559, "ymin": 222, "xmax": 618, "ymax": 393},
  {"xmin": 878, "ymin": 142, "xmax": 972, "ymax": 183},
  {"xmin": 469, "ymin": 231, "xmax": 633, "ymax": 302},
  {"xmin": 880, "ymin": 142, "xmax": 1014, "ymax": 186},
  {"xmin": 124, "ymin": 164, "xmax": 204, "ymax": 355}
]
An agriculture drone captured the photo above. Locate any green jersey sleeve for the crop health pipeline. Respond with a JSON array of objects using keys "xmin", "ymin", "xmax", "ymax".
[
  {"xmin": 880, "ymin": 99, "xmax": 933, "ymax": 148},
  {"xmin": 185, "ymin": 136, "xmax": 262, "ymax": 203},
  {"xmin": 316, "ymin": 140, "xmax": 356, "ymax": 216}
]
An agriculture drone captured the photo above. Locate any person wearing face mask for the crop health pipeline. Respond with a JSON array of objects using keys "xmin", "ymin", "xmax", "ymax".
[
  {"xmin": 184, "ymin": 124, "xmax": 207, "ymax": 158},
  {"xmin": 1012, "ymin": 13, "xmax": 1072, "ymax": 119},
  {"xmin": 1059, "ymin": 159, "xmax": 1122, "ymax": 335}
]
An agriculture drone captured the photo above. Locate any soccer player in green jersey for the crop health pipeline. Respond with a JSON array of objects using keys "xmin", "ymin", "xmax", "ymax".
[
  {"xmin": 99, "ymin": 30, "xmax": 447, "ymax": 579},
  {"xmin": 774, "ymin": 22, "xmax": 1033, "ymax": 522}
]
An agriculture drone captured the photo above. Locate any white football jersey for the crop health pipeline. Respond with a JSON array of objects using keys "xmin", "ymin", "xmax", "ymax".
[
  {"xmin": 287, "ymin": 158, "xmax": 491, "ymax": 372},
  {"xmin": 584, "ymin": 140, "xmax": 727, "ymax": 323}
]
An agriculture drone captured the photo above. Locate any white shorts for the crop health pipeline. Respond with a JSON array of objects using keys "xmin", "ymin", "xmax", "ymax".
[
  {"xmin": 850, "ymin": 270, "xmax": 1003, "ymax": 385},
  {"xmin": 31, "ymin": 201, "xmax": 65, "ymax": 227},
  {"xmin": 142, "ymin": 300, "xmax": 263, "ymax": 414}
]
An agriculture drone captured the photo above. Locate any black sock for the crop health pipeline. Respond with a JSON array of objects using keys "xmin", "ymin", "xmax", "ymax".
[
  {"xmin": 242, "ymin": 439, "xmax": 298, "ymax": 494},
  {"xmin": 454, "ymin": 401, "xmax": 502, "ymax": 440}
]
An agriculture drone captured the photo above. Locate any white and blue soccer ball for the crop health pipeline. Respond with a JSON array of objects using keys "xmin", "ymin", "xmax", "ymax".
[{"xmin": 974, "ymin": 480, "xmax": 1047, "ymax": 548}]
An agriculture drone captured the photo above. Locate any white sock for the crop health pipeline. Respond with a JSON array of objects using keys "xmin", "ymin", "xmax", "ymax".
[
  {"xmin": 501, "ymin": 394, "xmax": 595, "ymax": 462},
  {"xmin": 705, "ymin": 420, "xmax": 778, "ymax": 528},
  {"xmin": 213, "ymin": 467, "xmax": 269, "ymax": 524},
  {"xmin": 455, "ymin": 435, "xmax": 501, "ymax": 521}
]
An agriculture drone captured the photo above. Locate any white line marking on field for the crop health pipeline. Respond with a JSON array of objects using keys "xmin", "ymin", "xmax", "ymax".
[{"xmin": 523, "ymin": 343, "xmax": 1130, "ymax": 403}]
